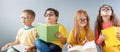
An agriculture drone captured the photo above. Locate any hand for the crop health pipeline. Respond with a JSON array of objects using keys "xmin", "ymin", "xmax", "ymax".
[
  {"xmin": 99, "ymin": 33, "xmax": 105, "ymax": 41},
  {"xmin": 25, "ymin": 46, "xmax": 36, "ymax": 52},
  {"xmin": 25, "ymin": 47, "xmax": 33, "ymax": 52},
  {"xmin": 117, "ymin": 32, "xmax": 120, "ymax": 40},
  {"xmin": 55, "ymin": 32, "xmax": 63, "ymax": 39},
  {"xmin": 82, "ymin": 37, "xmax": 89, "ymax": 44},
  {"xmin": 35, "ymin": 33, "xmax": 39, "ymax": 38},
  {"xmin": 1, "ymin": 43, "xmax": 12, "ymax": 51},
  {"xmin": 67, "ymin": 44, "xmax": 72, "ymax": 49}
]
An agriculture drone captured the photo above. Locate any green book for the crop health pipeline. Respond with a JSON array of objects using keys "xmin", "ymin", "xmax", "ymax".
[{"xmin": 36, "ymin": 23, "xmax": 59, "ymax": 42}]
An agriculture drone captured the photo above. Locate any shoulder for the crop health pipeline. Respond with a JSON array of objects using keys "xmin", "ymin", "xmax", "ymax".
[
  {"xmin": 30, "ymin": 27, "xmax": 37, "ymax": 33},
  {"xmin": 58, "ymin": 23, "xmax": 64, "ymax": 26},
  {"xmin": 31, "ymin": 27, "xmax": 36, "ymax": 30},
  {"xmin": 18, "ymin": 28, "xmax": 24, "ymax": 32},
  {"xmin": 58, "ymin": 23, "xmax": 65, "ymax": 28},
  {"xmin": 70, "ymin": 28, "xmax": 74, "ymax": 31}
]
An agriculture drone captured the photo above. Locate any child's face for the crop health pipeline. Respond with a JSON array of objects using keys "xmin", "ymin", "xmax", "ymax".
[
  {"xmin": 20, "ymin": 12, "xmax": 34, "ymax": 26},
  {"xmin": 45, "ymin": 10, "xmax": 58, "ymax": 24},
  {"xmin": 100, "ymin": 5, "xmax": 112, "ymax": 17},
  {"xmin": 79, "ymin": 15, "xmax": 87, "ymax": 28}
]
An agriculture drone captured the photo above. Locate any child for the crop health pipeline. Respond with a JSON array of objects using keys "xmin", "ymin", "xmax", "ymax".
[
  {"xmin": 67, "ymin": 10, "xmax": 94, "ymax": 52},
  {"xmin": 95, "ymin": 4, "xmax": 120, "ymax": 52},
  {"xmin": 34, "ymin": 8, "xmax": 68, "ymax": 52},
  {"xmin": 1, "ymin": 9, "xmax": 37, "ymax": 52}
]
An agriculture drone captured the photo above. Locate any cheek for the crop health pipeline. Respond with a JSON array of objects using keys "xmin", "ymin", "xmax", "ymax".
[
  {"xmin": 46, "ymin": 17, "xmax": 51, "ymax": 20},
  {"xmin": 108, "ymin": 11, "xmax": 112, "ymax": 15},
  {"xmin": 21, "ymin": 19, "xmax": 25, "ymax": 22},
  {"xmin": 101, "ymin": 11, "xmax": 105, "ymax": 15},
  {"xmin": 53, "ymin": 17, "xmax": 58, "ymax": 21},
  {"xmin": 53, "ymin": 17, "xmax": 57, "ymax": 21},
  {"xmin": 24, "ymin": 19, "xmax": 33, "ymax": 23}
]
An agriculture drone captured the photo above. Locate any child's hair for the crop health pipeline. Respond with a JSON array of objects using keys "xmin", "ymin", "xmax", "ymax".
[
  {"xmin": 73, "ymin": 10, "xmax": 91, "ymax": 44},
  {"xmin": 23, "ymin": 9, "xmax": 36, "ymax": 17},
  {"xmin": 44, "ymin": 8, "xmax": 59, "ymax": 17},
  {"xmin": 95, "ymin": 4, "xmax": 119, "ymax": 35}
]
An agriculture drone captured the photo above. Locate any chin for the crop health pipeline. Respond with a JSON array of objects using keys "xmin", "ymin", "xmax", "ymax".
[{"xmin": 47, "ymin": 21, "xmax": 51, "ymax": 23}]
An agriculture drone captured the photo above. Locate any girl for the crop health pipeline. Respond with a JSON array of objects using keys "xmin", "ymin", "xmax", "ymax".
[
  {"xmin": 67, "ymin": 10, "xmax": 94, "ymax": 52},
  {"xmin": 34, "ymin": 8, "xmax": 68, "ymax": 52},
  {"xmin": 95, "ymin": 4, "xmax": 120, "ymax": 52}
]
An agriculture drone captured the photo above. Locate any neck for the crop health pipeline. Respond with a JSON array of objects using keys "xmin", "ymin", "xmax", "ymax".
[
  {"xmin": 47, "ymin": 22, "xmax": 57, "ymax": 26},
  {"xmin": 80, "ymin": 27, "xmax": 85, "ymax": 30},
  {"xmin": 102, "ymin": 16, "xmax": 110, "ymax": 22},
  {"xmin": 24, "ymin": 25, "xmax": 32, "ymax": 28}
]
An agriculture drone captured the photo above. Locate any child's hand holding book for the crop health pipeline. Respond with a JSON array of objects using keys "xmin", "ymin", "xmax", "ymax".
[
  {"xmin": 55, "ymin": 32, "xmax": 63, "ymax": 39},
  {"xmin": 1, "ymin": 43, "xmax": 12, "ymax": 51},
  {"xmin": 116, "ymin": 27, "xmax": 120, "ymax": 40},
  {"xmin": 35, "ymin": 33, "xmax": 39, "ymax": 38}
]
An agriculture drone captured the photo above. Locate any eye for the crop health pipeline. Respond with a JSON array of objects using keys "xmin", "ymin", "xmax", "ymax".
[
  {"xmin": 101, "ymin": 8, "xmax": 105, "ymax": 11},
  {"xmin": 107, "ymin": 8, "xmax": 111, "ymax": 10},
  {"xmin": 45, "ymin": 14, "xmax": 54, "ymax": 17}
]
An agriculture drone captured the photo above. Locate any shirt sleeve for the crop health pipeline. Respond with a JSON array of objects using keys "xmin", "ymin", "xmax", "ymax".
[
  {"xmin": 59, "ymin": 24, "xmax": 68, "ymax": 38},
  {"xmin": 67, "ymin": 29, "xmax": 74, "ymax": 44},
  {"xmin": 16, "ymin": 28, "xmax": 22, "ymax": 40},
  {"xmin": 95, "ymin": 28, "xmax": 103, "ymax": 45},
  {"xmin": 88, "ymin": 29, "xmax": 94, "ymax": 41}
]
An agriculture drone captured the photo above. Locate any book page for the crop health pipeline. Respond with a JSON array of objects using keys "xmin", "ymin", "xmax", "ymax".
[
  {"xmin": 83, "ymin": 41, "xmax": 97, "ymax": 52},
  {"xmin": 13, "ymin": 44, "xmax": 28, "ymax": 52},
  {"xmin": 36, "ymin": 23, "xmax": 59, "ymax": 42},
  {"xmin": 47, "ymin": 25, "xmax": 58, "ymax": 42},
  {"xmin": 102, "ymin": 26, "xmax": 120, "ymax": 47},
  {"xmin": 83, "ymin": 41, "xmax": 96, "ymax": 50},
  {"xmin": 68, "ymin": 46, "xmax": 83, "ymax": 52},
  {"xmin": 36, "ymin": 23, "xmax": 47, "ymax": 41},
  {"xmin": 68, "ymin": 41, "xmax": 97, "ymax": 52}
]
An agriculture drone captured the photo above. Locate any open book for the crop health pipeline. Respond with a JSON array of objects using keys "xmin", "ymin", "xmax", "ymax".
[
  {"xmin": 36, "ymin": 23, "xmax": 59, "ymax": 42},
  {"xmin": 68, "ymin": 41, "xmax": 97, "ymax": 52},
  {"xmin": 12, "ymin": 44, "xmax": 28, "ymax": 52},
  {"xmin": 101, "ymin": 26, "xmax": 120, "ymax": 47}
]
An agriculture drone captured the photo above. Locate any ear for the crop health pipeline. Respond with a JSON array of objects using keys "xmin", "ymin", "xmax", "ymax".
[{"xmin": 55, "ymin": 16, "xmax": 58, "ymax": 21}]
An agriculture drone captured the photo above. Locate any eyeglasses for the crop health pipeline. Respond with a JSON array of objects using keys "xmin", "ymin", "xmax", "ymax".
[
  {"xmin": 20, "ymin": 16, "xmax": 32, "ymax": 19},
  {"xmin": 45, "ymin": 14, "xmax": 55, "ymax": 17},
  {"xmin": 101, "ymin": 7, "xmax": 111, "ymax": 11},
  {"xmin": 80, "ymin": 18, "xmax": 87, "ymax": 23}
]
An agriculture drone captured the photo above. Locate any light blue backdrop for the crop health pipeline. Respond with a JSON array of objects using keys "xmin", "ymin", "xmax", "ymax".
[{"xmin": 0, "ymin": 0, "xmax": 120, "ymax": 52}]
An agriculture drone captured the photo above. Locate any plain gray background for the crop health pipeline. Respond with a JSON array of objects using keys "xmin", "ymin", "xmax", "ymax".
[{"xmin": 0, "ymin": 0, "xmax": 120, "ymax": 52}]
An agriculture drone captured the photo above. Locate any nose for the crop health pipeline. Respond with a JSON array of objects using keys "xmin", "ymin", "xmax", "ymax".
[
  {"xmin": 21, "ymin": 18, "xmax": 26, "ymax": 22},
  {"xmin": 46, "ymin": 17, "xmax": 51, "ymax": 20}
]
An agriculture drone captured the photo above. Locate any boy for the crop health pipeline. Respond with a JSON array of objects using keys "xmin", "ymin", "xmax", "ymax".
[
  {"xmin": 34, "ymin": 8, "xmax": 68, "ymax": 52},
  {"xmin": 1, "ymin": 9, "xmax": 36, "ymax": 52}
]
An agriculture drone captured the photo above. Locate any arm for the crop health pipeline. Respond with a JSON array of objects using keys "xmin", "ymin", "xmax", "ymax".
[
  {"xmin": 1, "ymin": 29, "xmax": 22, "ymax": 51},
  {"xmin": 1, "ymin": 38, "xmax": 20, "ymax": 51},
  {"xmin": 116, "ymin": 21, "xmax": 120, "ymax": 40},
  {"xmin": 67, "ymin": 43, "xmax": 73, "ymax": 49},
  {"xmin": 67, "ymin": 29, "xmax": 74, "ymax": 45},
  {"xmin": 26, "ymin": 46, "xmax": 36, "ymax": 52},
  {"xmin": 56, "ymin": 24, "xmax": 68, "ymax": 44},
  {"xmin": 88, "ymin": 29, "xmax": 94, "ymax": 41},
  {"xmin": 95, "ymin": 28, "xmax": 104, "ymax": 45},
  {"xmin": 56, "ymin": 32, "xmax": 66, "ymax": 44}
]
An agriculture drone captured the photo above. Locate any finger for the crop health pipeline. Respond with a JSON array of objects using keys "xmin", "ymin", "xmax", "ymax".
[
  {"xmin": 1, "ymin": 48, "xmax": 4, "ymax": 51},
  {"xmin": 1, "ymin": 47, "xmax": 6, "ymax": 51}
]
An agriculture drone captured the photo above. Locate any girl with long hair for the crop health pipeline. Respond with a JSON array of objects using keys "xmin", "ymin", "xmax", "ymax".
[
  {"xmin": 67, "ymin": 10, "xmax": 94, "ymax": 52},
  {"xmin": 95, "ymin": 4, "xmax": 120, "ymax": 52}
]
